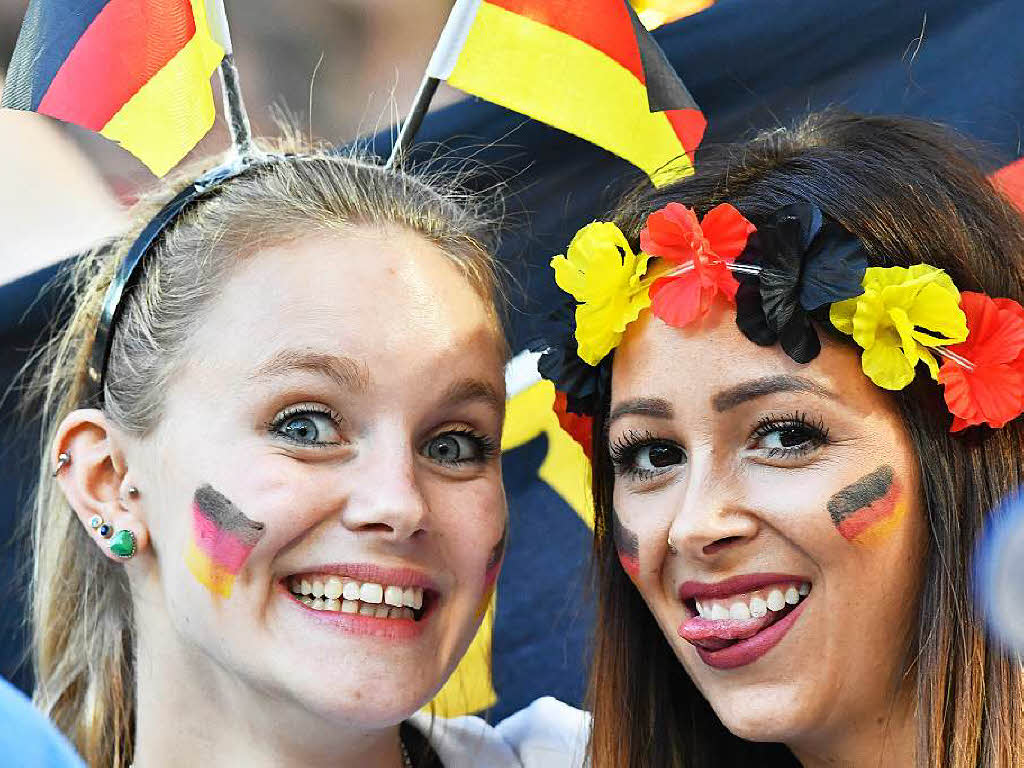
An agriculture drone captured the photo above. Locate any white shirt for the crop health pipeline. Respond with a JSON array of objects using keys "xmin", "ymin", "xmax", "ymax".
[{"xmin": 407, "ymin": 697, "xmax": 589, "ymax": 768}]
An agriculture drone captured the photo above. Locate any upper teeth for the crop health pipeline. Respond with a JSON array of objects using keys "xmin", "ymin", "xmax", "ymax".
[
  {"xmin": 694, "ymin": 582, "xmax": 810, "ymax": 620},
  {"xmin": 289, "ymin": 575, "xmax": 424, "ymax": 616}
]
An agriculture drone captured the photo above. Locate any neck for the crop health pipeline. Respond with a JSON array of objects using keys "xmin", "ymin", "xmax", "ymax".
[
  {"xmin": 131, "ymin": 611, "xmax": 407, "ymax": 768},
  {"xmin": 788, "ymin": 686, "xmax": 917, "ymax": 768}
]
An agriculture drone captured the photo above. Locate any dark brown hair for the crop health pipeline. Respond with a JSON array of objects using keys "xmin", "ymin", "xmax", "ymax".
[{"xmin": 587, "ymin": 112, "xmax": 1024, "ymax": 768}]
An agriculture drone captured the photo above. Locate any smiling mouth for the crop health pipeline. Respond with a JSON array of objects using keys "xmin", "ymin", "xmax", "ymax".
[
  {"xmin": 287, "ymin": 575, "xmax": 431, "ymax": 622},
  {"xmin": 678, "ymin": 581, "xmax": 811, "ymax": 668}
]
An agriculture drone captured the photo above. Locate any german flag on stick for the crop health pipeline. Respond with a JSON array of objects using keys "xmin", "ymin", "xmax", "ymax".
[
  {"xmin": 426, "ymin": 0, "xmax": 706, "ymax": 182},
  {"xmin": 2, "ymin": 0, "xmax": 227, "ymax": 176}
]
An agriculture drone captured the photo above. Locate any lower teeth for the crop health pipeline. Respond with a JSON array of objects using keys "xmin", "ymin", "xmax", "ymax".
[{"xmin": 297, "ymin": 595, "xmax": 417, "ymax": 620}]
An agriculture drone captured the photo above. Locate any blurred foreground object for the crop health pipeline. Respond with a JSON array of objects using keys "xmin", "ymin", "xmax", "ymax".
[
  {"xmin": 1, "ymin": 0, "xmax": 226, "ymax": 175},
  {"xmin": 0, "ymin": 676, "xmax": 84, "ymax": 767},
  {"xmin": 0, "ymin": 101, "xmax": 123, "ymax": 281},
  {"xmin": 975, "ymin": 492, "xmax": 1024, "ymax": 651},
  {"xmin": 632, "ymin": 0, "xmax": 714, "ymax": 30}
]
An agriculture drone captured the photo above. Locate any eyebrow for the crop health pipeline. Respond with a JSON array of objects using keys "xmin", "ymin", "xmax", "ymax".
[
  {"xmin": 247, "ymin": 349, "xmax": 370, "ymax": 392},
  {"xmin": 711, "ymin": 375, "xmax": 835, "ymax": 412},
  {"xmin": 608, "ymin": 397, "xmax": 675, "ymax": 427},
  {"xmin": 438, "ymin": 377, "xmax": 505, "ymax": 415}
]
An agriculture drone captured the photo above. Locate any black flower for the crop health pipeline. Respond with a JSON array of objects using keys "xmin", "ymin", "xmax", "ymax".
[
  {"xmin": 529, "ymin": 303, "xmax": 609, "ymax": 416},
  {"xmin": 736, "ymin": 202, "xmax": 868, "ymax": 364}
]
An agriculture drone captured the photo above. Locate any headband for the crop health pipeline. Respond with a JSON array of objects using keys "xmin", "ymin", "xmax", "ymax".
[{"xmin": 540, "ymin": 200, "xmax": 1024, "ymax": 442}]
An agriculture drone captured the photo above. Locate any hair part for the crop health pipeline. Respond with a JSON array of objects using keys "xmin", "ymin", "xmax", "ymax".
[
  {"xmin": 27, "ymin": 140, "xmax": 506, "ymax": 768},
  {"xmin": 587, "ymin": 111, "xmax": 1024, "ymax": 768}
]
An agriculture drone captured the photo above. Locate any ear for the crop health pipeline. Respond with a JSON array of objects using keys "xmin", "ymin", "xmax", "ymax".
[{"xmin": 53, "ymin": 409, "xmax": 149, "ymax": 562}]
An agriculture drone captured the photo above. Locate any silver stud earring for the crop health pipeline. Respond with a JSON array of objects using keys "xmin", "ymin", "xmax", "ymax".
[{"xmin": 53, "ymin": 452, "xmax": 71, "ymax": 477}]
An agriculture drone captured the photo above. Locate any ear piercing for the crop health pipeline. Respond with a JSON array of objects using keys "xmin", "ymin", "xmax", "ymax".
[
  {"xmin": 52, "ymin": 452, "xmax": 71, "ymax": 477},
  {"xmin": 87, "ymin": 514, "xmax": 136, "ymax": 559}
]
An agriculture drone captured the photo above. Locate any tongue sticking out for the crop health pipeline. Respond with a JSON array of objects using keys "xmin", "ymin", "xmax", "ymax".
[{"xmin": 678, "ymin": 608, "xmax": 787, "ymax": 651}]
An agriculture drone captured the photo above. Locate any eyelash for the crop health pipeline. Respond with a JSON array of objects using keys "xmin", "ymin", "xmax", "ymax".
[
  {"xmin": 608, "ymin": 429, "xmax": 681, "ymax": 482},
  {"xmin": 267, "ymin": 404, "xmax": 343, "ymax": 447},
  {"xmin": 750, "ymin": 411, "xmax": 831, "ymax": 459},
  {"xmin": 431, "ymin": 427, "xmax": 500, "ymax": 466}
]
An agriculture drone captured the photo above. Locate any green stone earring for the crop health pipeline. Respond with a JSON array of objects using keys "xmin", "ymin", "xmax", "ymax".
[{"xmin": 109, "ymin": 529, "xmax": 137, "ymax": 560}]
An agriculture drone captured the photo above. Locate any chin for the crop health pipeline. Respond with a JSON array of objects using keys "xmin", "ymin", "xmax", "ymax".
[{"xmin": 704, "ymin": 684, "xmax": 815, "ymax": 744}]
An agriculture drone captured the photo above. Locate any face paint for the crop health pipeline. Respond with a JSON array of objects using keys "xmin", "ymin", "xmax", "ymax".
[
  {"xmin": 612, "ymin": 511, "xmax": 640, "ymax": 578},
  {"xmin": 828, "ymin": 465, "xmax": 906, "ymax": 543},
  {"xmin": 185, "ymin": 484, "xmax": 265, "ymax": 597},
  {"xmin": 476, "ymin": 524, "xmax": 507, "ymax": 619}
]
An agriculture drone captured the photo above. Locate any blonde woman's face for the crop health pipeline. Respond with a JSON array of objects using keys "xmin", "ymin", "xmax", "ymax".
[
  {"xmin": 126, "ymin": 229, "xmax": 507, "ymax": 728},
  {"xmin": 608, "ymin": 303, "xmax": 927, "ymax": 752}
]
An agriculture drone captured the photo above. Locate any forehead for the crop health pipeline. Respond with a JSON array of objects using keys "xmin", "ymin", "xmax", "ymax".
[
  {"xmin": 611, "ymin": 302, "xmax": 884, "ymax": 417},
  {"xmin": 184, "ymin": 228, "xmax": 504, "ymax": 390}
]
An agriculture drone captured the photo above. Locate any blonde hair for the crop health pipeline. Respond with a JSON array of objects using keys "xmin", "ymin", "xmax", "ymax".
[{"xmin": 27, "ymin": 142, "xmax": 504, "ymax": 768}]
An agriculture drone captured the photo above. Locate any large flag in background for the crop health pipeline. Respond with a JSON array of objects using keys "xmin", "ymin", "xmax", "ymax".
[
  {"xmin": 427, "ymin": 0, "xmax": 706, "ymax": 182},
  {"xmin": 1, "ymin": 0, "xmax": 226, "ymax": 176}
]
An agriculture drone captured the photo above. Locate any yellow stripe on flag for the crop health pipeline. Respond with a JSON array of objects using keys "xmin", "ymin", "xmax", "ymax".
[
  {"xmin": 448, "ymin": 1, "xmax": 693, "ymax": 182},
  {"xmin": 100, "ymin": 0, "xmax": 224, "ymax": 176}
]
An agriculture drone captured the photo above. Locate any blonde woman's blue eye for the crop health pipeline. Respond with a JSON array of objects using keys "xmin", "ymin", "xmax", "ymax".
[
  {"xmin": 274, "ymin": 412, "xmax": 341, "ymax": 445},
  {"xmin": 422, "ymin": 431, "xmax": 496, "ymax": 465}
]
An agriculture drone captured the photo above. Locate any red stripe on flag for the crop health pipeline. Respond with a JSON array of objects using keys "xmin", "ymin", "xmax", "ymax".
[
  {"xmin": 665, "ymin": 108, "xmax": 706, "ymax": 155},
  {"xmin": 489, "ymin": 0, "xmax": 645, "ymax": 82},
  {"xmin": 38, "ymin": 0, "xmax": 196, "ymax": 131}
]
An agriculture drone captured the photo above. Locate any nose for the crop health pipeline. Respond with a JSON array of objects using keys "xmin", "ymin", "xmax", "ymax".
[
  {"xmin": 341, "ymin": 436, "xmax": 429, "ymax": 542},
  {"xmin": 667, "ymin": 460, "xmax": 759, "ymax": 558}
]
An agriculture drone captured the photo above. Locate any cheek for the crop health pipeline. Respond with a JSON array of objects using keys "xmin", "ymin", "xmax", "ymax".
[{"xmin": 184, "ymin": 484, "xmax": 265, "ymax": 598}]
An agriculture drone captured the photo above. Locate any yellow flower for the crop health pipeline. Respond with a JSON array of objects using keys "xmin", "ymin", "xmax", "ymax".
[
  {"xmin": 551, "ymin": 222, "xmax": 652, "ymax": 366},
  {"xmin": 830, "ymin": 264, "xmax": 968, "ymax": 390}
]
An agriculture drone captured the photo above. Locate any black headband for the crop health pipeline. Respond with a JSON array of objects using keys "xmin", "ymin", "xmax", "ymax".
[{"xmin": 83, "ymin": 156, "xmax": 267, "ymax": 408}]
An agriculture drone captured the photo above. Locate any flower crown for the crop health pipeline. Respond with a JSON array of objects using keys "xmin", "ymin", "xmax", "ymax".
[{"xmin": 540, "ymin": 200, "xmax": 1024, "ymax": 444}]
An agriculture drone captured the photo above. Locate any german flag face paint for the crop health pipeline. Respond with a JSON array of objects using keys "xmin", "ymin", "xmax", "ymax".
[
  {"xmin": 612, "ymin": 512, "xmax": 640, "ymax": 578},
  {"xmin": 828, "ymin": 465, "xmax": 906, "ymax": 543},
  {"xmin": 185, "ymin": 485, "xmax": 265, "ymax": 598}
]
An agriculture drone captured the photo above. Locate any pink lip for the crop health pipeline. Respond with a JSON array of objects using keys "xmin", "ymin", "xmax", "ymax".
[
  {"xmin": 286, "ymin": 563, "xmax": 439, "ymax": 592},
  {"xmin": 279, "ymin": 583, "xmax": 436, "ymax": 641},
  {"xmin": 681, "ymin": 597, "xmax": 809, "ymax": 669},
  {"xmin": 678, "ymin": 573, "xmax": 808, "ymax": 602}
]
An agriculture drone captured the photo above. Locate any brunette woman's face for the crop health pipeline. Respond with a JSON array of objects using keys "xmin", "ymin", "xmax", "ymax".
[
  {"xmin": 124, "ymin": 229, "xmax": 507, "ymax": 727},
  {"xmin": 609, "ymin": 302, "xmax": 927, "ymax": 747}
]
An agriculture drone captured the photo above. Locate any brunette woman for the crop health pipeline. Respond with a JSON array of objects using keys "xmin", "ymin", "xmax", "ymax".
[{"xmin": 545, "ymin": 112, "xmax": 1024, "ymax": 767}]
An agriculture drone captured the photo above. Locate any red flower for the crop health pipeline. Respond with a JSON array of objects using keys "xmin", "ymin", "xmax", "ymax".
[
  {"xmin": 641, "ymin": 202, "xmax": 756, "ymax": 327},
  {"xmin": 938, "ymin": 291, "xmax": 1024, "ymax": 430},
  {"xmin": 553, "ymin": 391, "xmax": 593, "ymax": 459}
]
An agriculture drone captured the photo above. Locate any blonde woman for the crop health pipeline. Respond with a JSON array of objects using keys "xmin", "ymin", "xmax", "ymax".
[{"xmin": 30, "ymin": 147, "xmax": 584, "ymax": 768}]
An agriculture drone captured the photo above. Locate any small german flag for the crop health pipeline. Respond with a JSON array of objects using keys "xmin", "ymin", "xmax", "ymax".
[
  {"xmin": 2, "ymin": 0, "xmax": 225, "ymax": 176},
  {"xmin": 427, "ymin": 0, "xmax": 706, "ymax": 182}
]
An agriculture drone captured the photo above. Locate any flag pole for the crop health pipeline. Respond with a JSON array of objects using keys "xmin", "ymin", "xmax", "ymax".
[
  {"xmin": 386, "ymin": 74, "xmax": 440, "ymax": 169},
  {"xmin": 207, "ymin": 0, "xmax": 255, "ymax": 158},
  {"xmin": 384, "ymin": 0, "xmax": 479, "ymax": 168}
]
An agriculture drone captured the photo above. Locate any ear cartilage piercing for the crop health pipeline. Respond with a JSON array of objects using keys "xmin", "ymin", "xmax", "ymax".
[
  {"xmin": 52, "ymin": 452, "xmax": 71, "ymax": 477},
  {"xmin": 127, "ymin": 486, "xmax": 140, "ymax": 497},
  {"xmin": 109, "ymin": 529, "xmax": 137, "ymax": 560},
  {"xmin": 98, "ymin": 523, "xmax": 114, "ymax": 539},
  {"xmin": 88, "ymin": 515, "xmax": 103, "ymax": 530}
]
